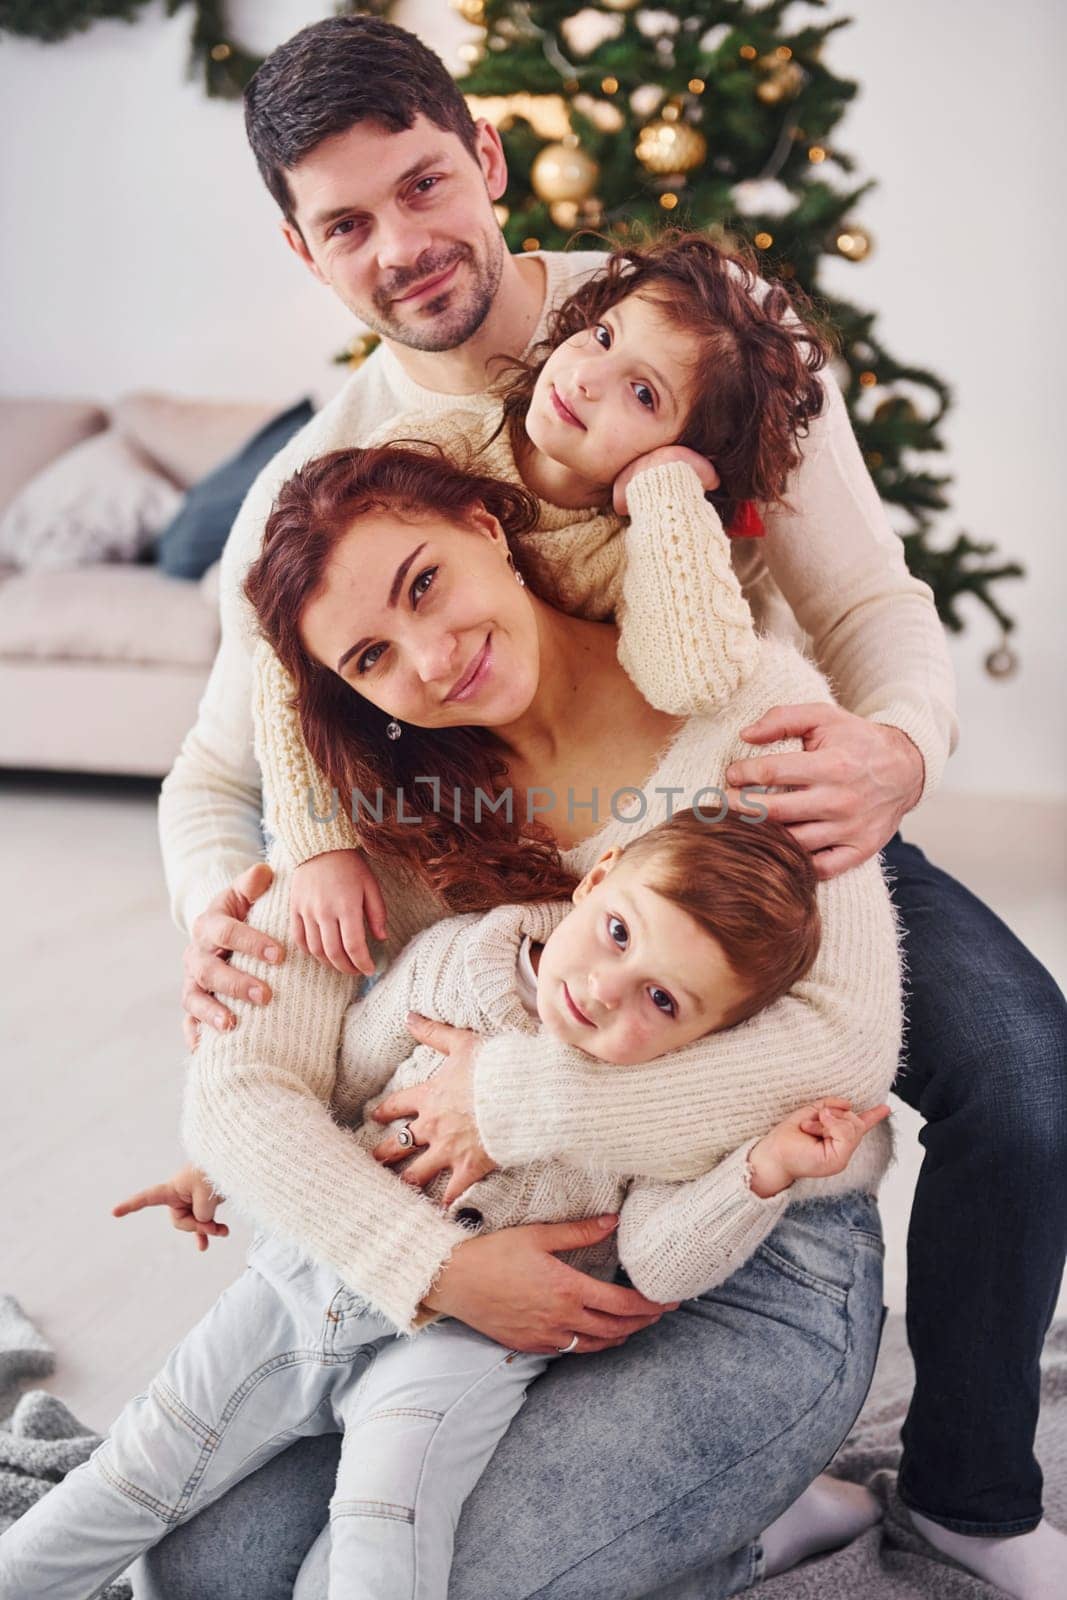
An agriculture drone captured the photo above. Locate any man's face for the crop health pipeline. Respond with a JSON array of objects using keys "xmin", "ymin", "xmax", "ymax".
[{"xmin": 282, "ymin": 115, "xmax": 507, "ymax": 352}]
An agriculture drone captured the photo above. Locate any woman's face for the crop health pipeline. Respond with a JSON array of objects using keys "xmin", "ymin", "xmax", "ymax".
[
  {"xmin": 299, "ymin": 505, "xmax": 540, "ymax": 730},
  {"xmin": 525, "ymin": 291, "xmax": 697, "ymax": 483}
]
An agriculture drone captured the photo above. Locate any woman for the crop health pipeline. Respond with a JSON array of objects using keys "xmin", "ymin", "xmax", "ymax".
[{"xmin": 138, "ymin": 446, "xmax": 896, "ymax": 1599}]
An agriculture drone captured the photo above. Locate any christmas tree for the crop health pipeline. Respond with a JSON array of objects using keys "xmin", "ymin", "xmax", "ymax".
[{"xmin": 456, "ymin": 0, "xmax": 1023, "ymax": 675}]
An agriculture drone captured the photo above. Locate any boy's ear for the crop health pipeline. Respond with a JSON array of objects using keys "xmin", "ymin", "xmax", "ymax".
[{"xmin": 572, "ymin": 845, "xmax": 624, "ymax": 903}]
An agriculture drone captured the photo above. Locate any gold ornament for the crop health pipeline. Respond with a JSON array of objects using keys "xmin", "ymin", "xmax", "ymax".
[
  {"xmin": 636, "ymin": 118, "xmax": 707, "ymax": 176},
  {"xmin": 756, "ymin": 59, "xmax": 805, "ymax": 103},
  {"xmin": 985, "ymin": 639, "xmax": 1020, "ymax": 679},
  {"xmin": 345, "ymin": 332, "xmax": 381, "ymax": 371},
  {"xmin": 450, "ymin": 0, "xmax": 485, "ymax": 22},
  {"xmin": 601, "ymin": 0, "xmax": 640, "ymax": 9},
  {"xmin": 835, "ymin": 225, "xmax": 873, "ymax": 262},
  {"xmin": 873, "ymin": 397, "xmax": 919, "ymax": 426},
  {"xmin": 531, "ymin": 142, "xmax": 599, "ymax": 203}
]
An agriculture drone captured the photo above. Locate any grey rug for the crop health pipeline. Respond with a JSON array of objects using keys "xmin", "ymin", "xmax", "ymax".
[
  {"xmin": 2, "ymin": 1297, "xmax": 1063, "ymax": 1598},
  {"xmin": 756, "ymin": 1315, "xmax": 1067, "ymax": 1598}
]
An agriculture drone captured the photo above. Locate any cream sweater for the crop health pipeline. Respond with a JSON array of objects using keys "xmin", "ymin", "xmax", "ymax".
[
  {"xmin": 158, "ymin": 250, "xmax": 956, "ymax": 936},
  {"xmin": 183, "ymin": 638, "xmax": 903, "ymax": 1336}
]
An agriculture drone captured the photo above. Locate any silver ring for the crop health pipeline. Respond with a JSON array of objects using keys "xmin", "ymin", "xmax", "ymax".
[
  {"xmin": 556, "ymin": 1334, "xmax": 579, "ymax": 1355},
  {"xmin": 396, "ymin": 1122, "xmax": 416, "ymax": 1150}
]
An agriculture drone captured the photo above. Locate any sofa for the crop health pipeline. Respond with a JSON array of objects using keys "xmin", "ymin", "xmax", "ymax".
[{"xmin": 0, "ymin": 393, "xmax": 281, "ymax": 779}]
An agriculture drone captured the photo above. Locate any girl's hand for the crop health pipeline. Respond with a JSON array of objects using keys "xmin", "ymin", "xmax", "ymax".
[
  {"xmin": 372, "ymin": 1015, "xmax": 496, "ymax": 1205},
  {"xmin": 425, "ymin": 1217, "xmax": 677, "ymax": 1354},
  {"xmin": 748, "ymin": 1098, "xmax": 891, "ymax": 1197},
  {"xmin": 112, "ymin": 1163, "xmax": 228, "ymax": 1254},
  {"xmin": 291, "ymin": 849, "xmax": 389, "ymax": 978},
  {"xmin": 613, "ymin": 444, "xmax": 720, "ymax": 516}
]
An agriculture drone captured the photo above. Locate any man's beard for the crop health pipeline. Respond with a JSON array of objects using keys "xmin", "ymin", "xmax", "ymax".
[{"xmin": 354, "ymin": 231, "xmax": 505, "ymax": 353}]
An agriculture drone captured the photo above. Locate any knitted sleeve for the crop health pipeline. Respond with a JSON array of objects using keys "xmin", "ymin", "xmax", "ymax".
[
  {"xmin": 181, "ymin": 856, "xmax": 468, "ymax": 1334},
  {"xmin": 617, "ymin": 1142, "xmax": 789, "ymax": 1303},
  {"xmin": 252, "ymin": 639, "xmax": 361, "ymax": 867},
  {"xmin": 618, "ymin": 461, "xmax": 760, "ymax": 715}
]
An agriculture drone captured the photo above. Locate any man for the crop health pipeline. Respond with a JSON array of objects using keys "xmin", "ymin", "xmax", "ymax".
[{"xmin": 153, "ymin": 17, "xmax": 1066, "ymax": 1600}]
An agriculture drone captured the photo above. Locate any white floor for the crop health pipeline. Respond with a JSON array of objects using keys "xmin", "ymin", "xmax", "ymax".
[{"xmin": 2, "ymin": 774, "xmax": 1065, "ymax": 1432}]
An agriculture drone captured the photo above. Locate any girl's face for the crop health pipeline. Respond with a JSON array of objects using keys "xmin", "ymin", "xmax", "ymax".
[
  {"xmin": 526, "ymin": 291, "xmax": 696, "ymax": 483},
  {"xmin": 299, "ymin": 505, "xmax": 540, "ymax": 730}
]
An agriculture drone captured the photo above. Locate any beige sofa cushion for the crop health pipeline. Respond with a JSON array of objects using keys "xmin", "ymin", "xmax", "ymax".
[
  {"xmin": 0, "ymin": 564, "xmax": 219, "ymax": 669},
  {"xmin": 0, "ymin": 428, "xmax": 182, "ymax": 570},
  {"xmin": 0, "ymin": 398, "xmax": 108, "ymax": 515},
  {"xmin": 113, "ymin": 391, "xmax": 276, "ymax": 490}
]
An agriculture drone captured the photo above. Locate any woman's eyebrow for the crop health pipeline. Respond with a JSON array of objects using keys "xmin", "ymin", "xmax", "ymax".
[{"xmin": 336, "ymin": 541, "xmax": 428, "ymax": 672}]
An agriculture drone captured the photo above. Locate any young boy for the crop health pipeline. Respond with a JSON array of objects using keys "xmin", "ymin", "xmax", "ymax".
[{"xmin": 0, "ymin": 809, "xmax": 889, "ymax": 1600}]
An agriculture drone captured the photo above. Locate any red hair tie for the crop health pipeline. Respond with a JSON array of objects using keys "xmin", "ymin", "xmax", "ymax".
[{"xmin": 727, "ymin": 501, "xmax": 765, "ymax": 539}]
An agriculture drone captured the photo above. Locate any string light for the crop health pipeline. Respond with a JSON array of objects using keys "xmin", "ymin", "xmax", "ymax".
[
  {"xmin": 688, "ymin": 78, "xmax": 706, "ymax": 94},
  {"xmin": 739, "ymin": 44, "xmax": 757, "ymax": 60},
  {"xmin": 859, "ymin": 370, "xmax": 878, "ymax": 388},
  {"xmin": 601, "ymin": 76, "xmax": 619, "ymax": 94},
  {"xmin": 660, "ymin": 192, "xmax": 679, "ymax": 210},
  {"xmin": 808, "ymin": 145, "xmax": 827, "ymax": 163},
  {"xmin": 754, "ymin": 231, "xmax": 774, "ymax": 249}
]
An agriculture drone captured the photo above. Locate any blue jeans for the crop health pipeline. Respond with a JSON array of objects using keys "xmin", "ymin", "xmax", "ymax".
[
  {"xmin": 0, "ymin": 1235, "xmax": 545, "ymax": 1600},
  {"xmin": 134, "ymin": 1193, "xmax": 885, "ymax": 1600},
  {"xmin": 882, "ymin": 834, "xmax": 1067, "ymax": 1534}
]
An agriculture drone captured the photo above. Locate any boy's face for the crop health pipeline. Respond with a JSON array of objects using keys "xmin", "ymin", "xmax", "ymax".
[
  {"xmin": 282, "ymin": 115, "xmax": 507, "ymax": 353},
  {"xmin": 525, "ymin": 291, "xmax": 697, "ymax": 486},
  {"xmin": 535, "ymin": 848, "xmax": 749, "ymax": 1065}
]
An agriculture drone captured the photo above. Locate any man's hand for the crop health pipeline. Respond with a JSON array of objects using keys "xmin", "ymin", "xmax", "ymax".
[
  {"xmin": 747, "ymin": 1099, "xmax": 891, "ymax": 1198},
  {"xmin": 425, "ymin": 1217, "xmax": 679, "ymax": 1354},
  {"xmin": 113, "ymin": 1163, "xmax": 228, "ymax": 1254},
  {"xmin": 372, "ymin": 1014, "xmax": 496, "ymax": 1205},
  {"xmin": 613, "ymin": 444, "xmax": 719, "ymax": 516},
  {"xmin": 724, "ymin": 703, "xmax": 925, "ymax": 879},
  {"xmin": 291, "ymin": 849, "xmax": 388, "ymax": 978},
  {"xmin": 182, "ymin": 862, "xmax": 282, "ymax": 1049}
]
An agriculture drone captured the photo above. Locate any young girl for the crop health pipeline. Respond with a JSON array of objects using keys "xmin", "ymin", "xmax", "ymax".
[
  {"xmin": 0, "ymin": 810, "xmax": 891, "ymax": 1600},
  {"xmin": 255, "ymin": 231, "xmax": 833, "ymax": 975}
]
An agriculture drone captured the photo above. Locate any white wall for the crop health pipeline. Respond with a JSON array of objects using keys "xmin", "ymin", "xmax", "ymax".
[{"xmin": 1, "ymin": 0, "xmax": 1063, "ymax": 796}]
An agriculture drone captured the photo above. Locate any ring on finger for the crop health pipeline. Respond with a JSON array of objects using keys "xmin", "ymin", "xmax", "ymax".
[
  {"xmin": 556, "ymin": 1333, "xmax": 580, "ymax": 1355},
  {"xmin": 395, "ymin": 1120, "xmax": 417, "ymax": 1150}
]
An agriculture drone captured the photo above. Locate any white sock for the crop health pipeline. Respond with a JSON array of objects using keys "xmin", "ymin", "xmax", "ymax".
[
  {"xmin": 761, "ymin": 1473, "xmax": 882, "ymax": 1577},
  {"xmin": 908, "ymin": 1509, "xmax": 1067, "ymax": 1600}
]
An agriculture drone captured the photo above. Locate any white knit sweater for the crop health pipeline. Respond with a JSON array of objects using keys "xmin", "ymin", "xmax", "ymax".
[
  {"xmin": 158, "ymin": 250, "xmax": 956, "ymax": 936},
  {"xmin": 183, "ymin": 639, "xmax": 903, "ymax": 1336}
]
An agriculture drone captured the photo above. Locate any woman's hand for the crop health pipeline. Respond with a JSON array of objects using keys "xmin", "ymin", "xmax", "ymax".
[
  {"xmin": 372, "ymin": 1015, "xmax": 496, "ymax": 1204},
  {"xmin": 747, "ymin": 1099, "xmax": 891, "ymax": 1198},
  {"xmin": 724, "ymin": 702, "xmax": 925, "ymax": 879},
  {"xmin": 426, "ymin": 1216, "xmax": 678, "ymax": 1354},
  {"xmin": 112, "ymin": 1163, "xmax": 229, "ymax": 1254},
  {"xmin": 291, "ymin": 849, "xmax": 388, "ymax": 978},
  {"xmin": 613, "ymin": 444, "xmax": 720, "ymax": 516}
]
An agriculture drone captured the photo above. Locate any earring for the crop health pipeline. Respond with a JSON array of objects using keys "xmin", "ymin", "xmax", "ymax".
[
  {"xmin": 507, "ymin": 552, "xmax": 526, "ymax": 587},
  {"xmin": 386, "ymin": 719, "xmax": 402, "ymax": 741}
]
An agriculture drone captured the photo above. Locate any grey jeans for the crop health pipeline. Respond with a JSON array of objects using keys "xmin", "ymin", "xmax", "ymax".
[{"xmin": 133, "ymin": 1192, "xmax": 885, "ymax": 1600}]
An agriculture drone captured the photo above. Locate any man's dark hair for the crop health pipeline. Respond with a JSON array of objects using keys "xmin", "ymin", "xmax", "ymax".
[{"xmin": 244, "ymin": 16, "xmax": 480, "ymax": 229}]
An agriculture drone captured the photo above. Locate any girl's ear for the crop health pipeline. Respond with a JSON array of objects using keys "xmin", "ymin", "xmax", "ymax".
[{"xmin": 464, "ymin": 502, "xmax": 507, "ymax": 545}]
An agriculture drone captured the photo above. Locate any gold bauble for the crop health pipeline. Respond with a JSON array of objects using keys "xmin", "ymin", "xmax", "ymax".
[
  {"xmin": 873, "ymin": 396, "xmax": 918, "ymax": 425},
  {"xmin": 756, "ymin": 60, "xmax": 805, "ymax": 103},
  {"xmin": 835, "ymin": 224, "xmax": 873, "ymax": 262},
  {"xmin": 450, "ymin": 0, "xmax": 485, "ymax": 23},
  {"xmin": 601, "ymin": 0, "xmax": 640, "ymax": 9},
  {"xmin": 531, "ymin": 142, "xmax": 600, "ymax": 203},
  {"xmin": 636, "ymin": 118, "xmax": 707, "ymax": 176}
]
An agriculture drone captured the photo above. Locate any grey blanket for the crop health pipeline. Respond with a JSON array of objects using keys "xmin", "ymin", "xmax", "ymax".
[{"xmin": 2, "ymin": 1296, "xmax": 1063, "ymax": 1598}]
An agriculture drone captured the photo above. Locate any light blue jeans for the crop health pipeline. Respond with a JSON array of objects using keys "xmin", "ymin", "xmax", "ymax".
[
  {"xmin": 132, "ymin": 1192, "xmax": 886, "ymax": 1600},
  {"xmin": 0, "ymin": 1232, "xmax": 546, "ymax": 1600}
]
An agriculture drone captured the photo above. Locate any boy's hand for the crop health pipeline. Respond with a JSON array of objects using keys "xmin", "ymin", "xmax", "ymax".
[
  {"xmin": 291, "ymin": 849, "xmax": 389, "ymax": 978},
  {"xmin": 748, "ymin": 1098, "xmax": 891, "ymax": 1198},
  {"xmin": 613, "ymin": 445, "xmax": 720, "ymax": 516},
  {"xmin": 113, "ymin": 1163, "xmax": 228, "ymax": 1254}
]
